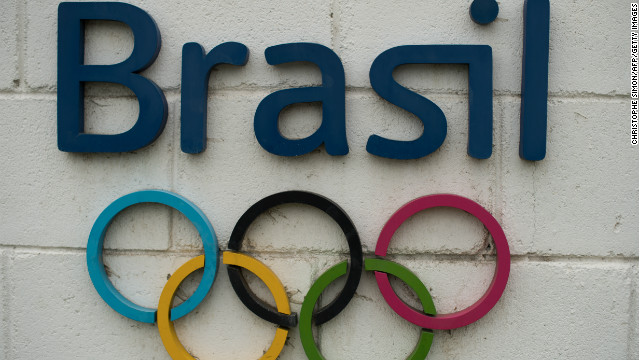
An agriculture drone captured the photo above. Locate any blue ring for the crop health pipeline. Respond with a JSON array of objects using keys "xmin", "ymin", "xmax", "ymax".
[{"xmin": 87, "ymin": 190, "xmax": 218, "ymax": 323}]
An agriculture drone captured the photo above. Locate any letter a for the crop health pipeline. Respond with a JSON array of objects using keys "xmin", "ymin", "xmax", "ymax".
[{"xmin": 254, "ymin": 43, "xmax": 348, "ymax": 156}]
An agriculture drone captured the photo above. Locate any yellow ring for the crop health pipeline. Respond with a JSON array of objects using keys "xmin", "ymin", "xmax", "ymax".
[
  {"xmin": 223, "ymin": 251, "xmax": 291, "ymax": 360},
  {"xmin": 157, "ymin": 253, "xmax": 291, "ymax": 360}
]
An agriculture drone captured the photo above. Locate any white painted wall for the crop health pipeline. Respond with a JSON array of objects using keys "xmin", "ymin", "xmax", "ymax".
[{"xmin": 0, "ymin": 0, "xmax": 637, "ymax": 359}]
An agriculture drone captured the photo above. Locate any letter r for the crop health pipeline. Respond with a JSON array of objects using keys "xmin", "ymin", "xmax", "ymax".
[{"xmin": 57, "ymin": 2, "xmax": 167, "ymax": 152}]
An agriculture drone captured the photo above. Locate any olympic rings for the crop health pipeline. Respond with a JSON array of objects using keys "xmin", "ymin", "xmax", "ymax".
[
  {"xmin": 228, "ymin": 191, "xmax": 363, "ymax": 327},
  {"xmin": 87, "ymin": 190, "xmax": 510, "ymax": 359},
  {"xmin": 374, "ymin": 194, "xmax": 511, "ymax": 330},
  {"xmin": 86, "ymin": 190, "xmax": 218, "ymax": 323},
  {"xmin": 299, "ymin": 259, "xmax": 436, "ymax": 360}
]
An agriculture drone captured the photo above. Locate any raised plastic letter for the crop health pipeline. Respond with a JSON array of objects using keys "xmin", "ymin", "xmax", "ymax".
[
  {"xmin": 58, "ymin": 2, "xmax": 167, "ymax": 152},
  {"xmin": 254, "ymin": 43, "xmax": 348, "ymax": 156},
  {"xmin": 181, "ymin": 42, "xmax": 249, "ymax": 154},
  {"xmin": 368, "ymin": 45, "xmax": 493, "ymax": 160},
  {"xmin": 520, "ymin": 0, "xmax": 550, "ymax": 161}
]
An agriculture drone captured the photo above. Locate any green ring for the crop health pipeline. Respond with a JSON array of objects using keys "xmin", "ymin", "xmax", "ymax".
[{"xmin": 300, "ymin": 258, "xmax": 436, "ymax": 360}]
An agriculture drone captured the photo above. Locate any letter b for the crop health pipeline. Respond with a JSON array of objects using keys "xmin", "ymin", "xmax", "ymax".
[{"xmin": 58, "ymin": 2, "xmax": 167, "ymax": 152}]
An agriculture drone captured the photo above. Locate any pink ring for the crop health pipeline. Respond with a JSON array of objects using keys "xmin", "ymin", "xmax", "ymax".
[{"xmin": 374, "ymin": 194, "xmax": 510, "ymax": 330}]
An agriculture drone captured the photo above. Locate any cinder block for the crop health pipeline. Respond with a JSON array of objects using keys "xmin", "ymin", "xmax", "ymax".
[
  {"xmin": 0, "ymin": 250, "xmax": 6, "ymax": 358},
  {"xmin": 171, "ymin": 90, "xmax": 498, "ymax": 253},
  {"xmin": 549, "ymin": 0, "xmax": 628, "ymax": 95},
  {"xmin": 247, "ymin": 253, "xmax": 317, "ymax": 306},
  {"xmin": 84, "ymin": 20, "xmax": 134, "ymax": 67},
  {"xmin": 7, "ymin": 250, "xmax": 313, "ymax": 359},
  {"xmin": 0, "ymin": 0, "xmax": 18, "ymax": 90},
  {"xmin": 336, "ymin": 0, "xmax": 627, "ymax": 95},
  {"xmin": 501, "ymin": 97, "xmax": 639, "ymax": 256},
  {"xmin": 7, "ymin": 251, "xmax": 172, "ymax": 359},
  {"xmin": 319, "ymin": 258, "xmax": 634, "ymax": 360},
  {"xmin": 99, "ymin": 253, "xmax": 200, "ymax": 309},
  {"xmin": 26, "ymin": 0, "xmax": 331, "ymax": 91},
  {"xmin": 630, "ymin": 264, "xmax": 639, "ymax": 360},
  {"xmin": 0, "ymin": 98, "xmax": 173, "ymax": 249}
]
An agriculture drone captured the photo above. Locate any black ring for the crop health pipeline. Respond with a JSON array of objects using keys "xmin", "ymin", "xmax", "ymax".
[{"xmin": 227, "ymin": 191, "xmax": 363, "ymax": 327}]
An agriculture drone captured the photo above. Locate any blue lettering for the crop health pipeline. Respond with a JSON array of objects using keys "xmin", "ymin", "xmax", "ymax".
[
  {"xmin": 368, "ymin": 45, "xmax": 493, "ymax": 160},
  {"xmin": 254, "ymin": 43, "xmax": 348, "ymax": 156},
  {"xmin": 58, "ymin": 2, "xmax": 167, "ymax": 152},
  {"xmin": 181, "ymin": 42, "xmax": 249, "ymax": 154}
]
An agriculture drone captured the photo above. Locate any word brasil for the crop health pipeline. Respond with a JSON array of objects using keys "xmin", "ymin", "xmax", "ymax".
[
  {"xmin": 58, "ymin": 1, "xmax": 550, "ymax": 160},
  {"xmin": 87, "ymin": 190, "xmax": 511, "ymax": 359}
]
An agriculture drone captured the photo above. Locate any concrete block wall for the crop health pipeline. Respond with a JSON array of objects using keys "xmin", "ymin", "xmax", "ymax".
[{"xmin": 0, "ymin": 0, "xmax": 637, "ymax": 359}]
